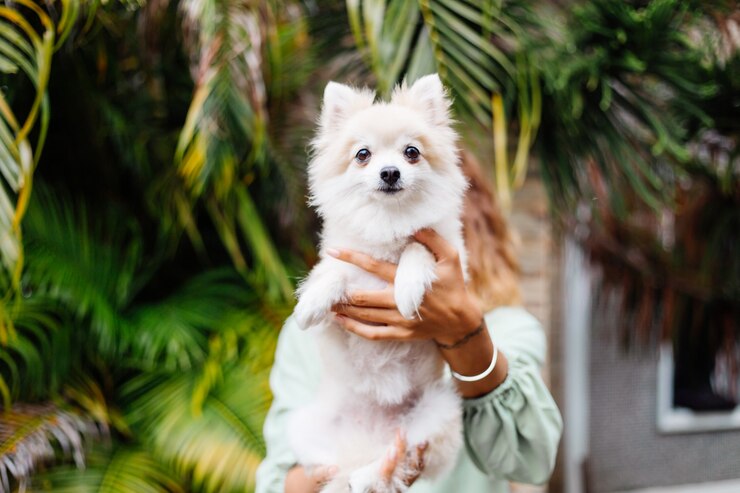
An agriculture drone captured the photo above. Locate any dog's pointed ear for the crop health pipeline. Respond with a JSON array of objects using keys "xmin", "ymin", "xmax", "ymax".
[
  {"xmin": 393, "ymin": 73, "xmax": 451, "ymax": 127},
  {"xmin": 320, "ymin": 82, "xmax": 375, "ymax": 130}
]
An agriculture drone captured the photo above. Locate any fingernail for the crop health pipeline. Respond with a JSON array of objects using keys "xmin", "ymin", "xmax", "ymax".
[{"xmin": 326, "ymin": 248, "xmax": 340, "ymax": 257}]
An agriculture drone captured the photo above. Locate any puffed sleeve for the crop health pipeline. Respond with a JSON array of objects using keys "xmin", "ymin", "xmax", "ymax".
[
  {"xmin": 461, "ymin": 307, "xmax": 563, "ymax": 484},
  {"xmin": 255, "ymin": 317, "xmax": 321, "ymax": 493}
]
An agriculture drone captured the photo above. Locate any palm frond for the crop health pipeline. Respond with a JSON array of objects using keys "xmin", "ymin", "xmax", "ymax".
[
  {"xmin": 536, "ymin": 0, "xmax": 717, "ymax": 212},
  {"xmin": 0, "ymin": 294, "xmax": 73, "ymax": 406},
  {"xmin": 0, "ymin": 403, "xmax": 102, "ymax": 493},
  {"xmin": 34, "ymin": 446, "xmax": 184, "ymax": 493},
  {"xmin": 0, "ymin": 0, "xmax": 84, "ymax": 286},
  {"xmin": 125, "ymin": 269, "xmax": 250, "ymax": 373},
  {"xmin": 174, "ymin": 0, "xmax": 302, "ymax": 301},
  {"xmin": 22, "ymin": 190, "xmax": 142, "ymax": 357},
  {"xmin": 123, "ymin": 366, "xmax": 272, "ymax": 493}
]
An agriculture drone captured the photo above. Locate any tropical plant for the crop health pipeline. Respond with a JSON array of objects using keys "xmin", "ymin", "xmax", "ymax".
[{"xmin": 2, "ymin": 0, "xmax": 306, "ymax": 490}]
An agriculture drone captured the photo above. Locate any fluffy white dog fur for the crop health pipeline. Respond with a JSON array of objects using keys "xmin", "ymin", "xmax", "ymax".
[{"xmin": 291, "ymin": 74, "xmax": 467, "ymax": 493}]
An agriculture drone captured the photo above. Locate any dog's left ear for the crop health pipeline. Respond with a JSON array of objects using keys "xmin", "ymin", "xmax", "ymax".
[{"xmin": 393, "ymin": 73, "xmax": 451, "ymax": 127}]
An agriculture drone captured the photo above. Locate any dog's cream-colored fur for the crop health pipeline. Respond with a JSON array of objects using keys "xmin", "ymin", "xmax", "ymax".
[{"xmin": 291, "ymin": 74, "xmax": 467, "ymax": 493}]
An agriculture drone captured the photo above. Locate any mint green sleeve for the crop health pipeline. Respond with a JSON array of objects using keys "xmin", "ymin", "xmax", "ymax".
[
  {"xmin": 461, "ymin": 307, "xmax": 563, "ymax": 484},
  {"xmin": 255, "ymin": 318, "xmax": 320, "ymax": 493}
]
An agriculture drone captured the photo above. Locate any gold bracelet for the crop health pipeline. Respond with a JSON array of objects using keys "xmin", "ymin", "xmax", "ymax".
[{"xmin": 436, "ymin": 320, "xmax": 485, "ymax": 350}]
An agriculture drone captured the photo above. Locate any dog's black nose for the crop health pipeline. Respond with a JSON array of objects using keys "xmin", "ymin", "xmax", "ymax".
[{"xmin": 380, "ymin": 166, "xmax": 401, "ymax": 186}]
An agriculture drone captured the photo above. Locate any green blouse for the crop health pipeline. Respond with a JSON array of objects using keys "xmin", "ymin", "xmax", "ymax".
[{"xmin": 256, "ymin": 306, "xmax": 562, "ymax": 493}]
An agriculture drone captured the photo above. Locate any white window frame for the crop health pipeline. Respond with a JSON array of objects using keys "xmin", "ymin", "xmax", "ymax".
[{"xmin": 656, "ymin": 343, "xmax": 740, "ymax": 434}]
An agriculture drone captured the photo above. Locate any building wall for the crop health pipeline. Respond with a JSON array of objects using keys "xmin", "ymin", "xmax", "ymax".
[
  {"xmin": 588, "ymin": 327, "xmax": 740, "ymax": 492},
  {"xmin": 510, "ymin": 173, "xmax": 556, "ymax": 493}
]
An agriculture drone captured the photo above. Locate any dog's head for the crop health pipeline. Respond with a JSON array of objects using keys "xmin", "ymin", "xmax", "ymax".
[{"xmin": 308, "ymin": 74, "xmax": 466, "ymax": 239}]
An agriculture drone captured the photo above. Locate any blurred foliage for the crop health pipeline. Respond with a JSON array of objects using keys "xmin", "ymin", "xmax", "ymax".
[
  {"xmin": 533, "ymin": 1, "xmax": 739, "ymax": 360},
  {"xmin": 0, "ymin": 0, "xmax": 737, "ymax": 491},
  {"xmin": 2, "ymin": 0, "xmax": 303, "ymax": 490}
]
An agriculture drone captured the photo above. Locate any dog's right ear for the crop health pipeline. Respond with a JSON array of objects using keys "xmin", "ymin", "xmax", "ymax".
[{"xmin": 320, "ymin": 82, "xmax": 375, "ymax": 130}]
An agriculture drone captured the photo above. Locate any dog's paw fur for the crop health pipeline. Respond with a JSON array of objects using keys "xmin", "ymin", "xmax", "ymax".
[
  {"xmin": 348, "ymin": 460, "xmax": 405, "ymax": 493},
  {"xmin": 394, "ymin": 243, "xmax": 437, "ymax": 320},
  {"xmin": 293, "ymin": 294, "xmax": 328, "ymax": 330},
  {"xmin": 347, "ymin": 442, "xmax": 426, "ymax": 493},
  {"xmin": 295, "ymin": 261, "xmax": 348, "ymax": 329}
]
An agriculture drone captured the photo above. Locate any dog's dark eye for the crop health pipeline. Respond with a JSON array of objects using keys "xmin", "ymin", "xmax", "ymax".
[
  {"xmin": 355, "ymin": 148, "xmax": 371, "ymax": 163},
  {"xmin": 404, "ymin": 146, "xmax": 420, "ymax": 162}
]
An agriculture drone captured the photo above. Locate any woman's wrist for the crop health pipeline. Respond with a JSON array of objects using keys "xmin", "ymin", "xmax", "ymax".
[
  {"xmin": 438, "ymin": 320, "xmax": 509, "ymax": 398},
  {"xmin": 435, "ymin": 320, "xmax": 485, "ymax": 350},
  {"xmin": 433, "ymin": 294, "xmax": 483, "ymax": 347}
]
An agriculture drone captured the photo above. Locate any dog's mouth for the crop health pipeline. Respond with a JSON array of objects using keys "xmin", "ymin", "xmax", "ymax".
[{"xmin": 377, "ymin": 185, "xmax": 404, "ymax": 195}]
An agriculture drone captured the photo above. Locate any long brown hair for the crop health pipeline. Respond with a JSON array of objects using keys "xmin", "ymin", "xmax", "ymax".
[{"xmin": 460, "ymin": 150, "xmax": 522, "ymax": 310}]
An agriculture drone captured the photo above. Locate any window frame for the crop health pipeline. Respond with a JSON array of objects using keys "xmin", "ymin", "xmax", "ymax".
[{"xmin": 657, "ymin": 343, "xmax": 740, "ymax": 434}]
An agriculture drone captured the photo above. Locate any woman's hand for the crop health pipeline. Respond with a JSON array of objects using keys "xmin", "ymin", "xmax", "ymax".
[
  {"xmin": 330, "ymin": 229, "xmax": 482, "ymax": 346},
  {"xmin": 284, "ymin": 432, "xmax": 426, "ymax": 493},
  {"xmin": 284, "ymin": 465, "xmax": 336, "ymax": 493},
  {"xmin": 375, "ymin": 430, "xmax": 428, "ymax": 491},
  {"xmin": 329, "ymin": 228, "xmax": 508, "ymax": 398}
]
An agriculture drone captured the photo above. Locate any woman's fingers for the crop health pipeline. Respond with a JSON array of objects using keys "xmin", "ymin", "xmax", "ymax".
[
  {"xmin": 347, "ymin": 288, "xmax": 396, "ymax": 308},
  {"xmin": 414, "ymin": 228, "xmax": 458, "ymax": 263},
  {"xmin": 333, "ymin": 304, "xmax": 406, "ymax": 326},
  {"xmin": 379, "ymin": 431, "xmax": 406, "ymax": 483},
  {"xmin": 334, "ymin": 314, "xmax": 413, "ymax": 341},
  {"xmin": 377, "ymin": 432, "xmax": 428, "ymax": 489},
  {"xmin": 395, "ymin": 430, "xmax": 407, "ymax": 458},
  {"xmin": 327, "ymin": 248, "xmax": 397, "ymax": 282}
]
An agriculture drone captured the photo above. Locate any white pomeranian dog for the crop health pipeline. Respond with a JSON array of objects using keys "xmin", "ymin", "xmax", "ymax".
[{"xmin": 291, "ymin": 74, "xmax": 467, "ymax": 493}]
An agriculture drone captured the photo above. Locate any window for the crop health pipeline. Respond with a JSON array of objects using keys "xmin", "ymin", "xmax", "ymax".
[{"xmin": 657, "ymin": 343, "xmax": 740, "ymax": 433}]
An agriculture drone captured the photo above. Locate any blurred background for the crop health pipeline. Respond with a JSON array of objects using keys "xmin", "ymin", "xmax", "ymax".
[{"xmin": 0, "ymin": 0, "xmax": 738, "ymax": 492}]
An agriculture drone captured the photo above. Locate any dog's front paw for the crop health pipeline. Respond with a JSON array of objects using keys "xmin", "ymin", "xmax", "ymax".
[
  {"xmin": 394, "ymin": 277, "xmax": 427, "ymax": 321},
  {"xmin": 348, "ymin": 433, "xmax": 427, "ymax": 493},
  {"xmin": 348, "ymin": 461, "xmax": 402, "ymax": 493},
  {"xmin": 394, "ymin": 243, "xmax": 437, "ymax": 320},
  {"xmin": 294, "ymin": 295, "xmax": 329, "ymax": 330}
]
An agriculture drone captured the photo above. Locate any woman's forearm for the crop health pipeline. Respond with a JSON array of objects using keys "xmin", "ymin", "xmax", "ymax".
[{"xmin": 438, "ymin": 320, "xmax": 509, "ymax": 398}]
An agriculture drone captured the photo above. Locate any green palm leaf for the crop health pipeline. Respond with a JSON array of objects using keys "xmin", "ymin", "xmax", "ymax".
[
  {"xmin": 123, "ymin": 366, "xmax": 272, "ymax": 493},
  {"xmin": 125, "ymin": 269, "xmax": 250, "ymax": 373},
  {"xmin": 0, "ymin": 294, "xmax": 73, "ymax": 406},
  {"xmin": 0, "ymin": 0, "xmax": 84, "ymax": 287},
  {"xmin": 34, "ymin": 446, "xmax": 184, "ymax": 493},
  {"xmin": 21, "ymin": 190, "xmax": 141, "ymax": 358},
  {"xmin": 536, "ymin": 0, "xmax": 717, "ymax": 212},
  {"xmin": 174, "ymin": 0, "xmax": 302, "ymax": 302}
]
